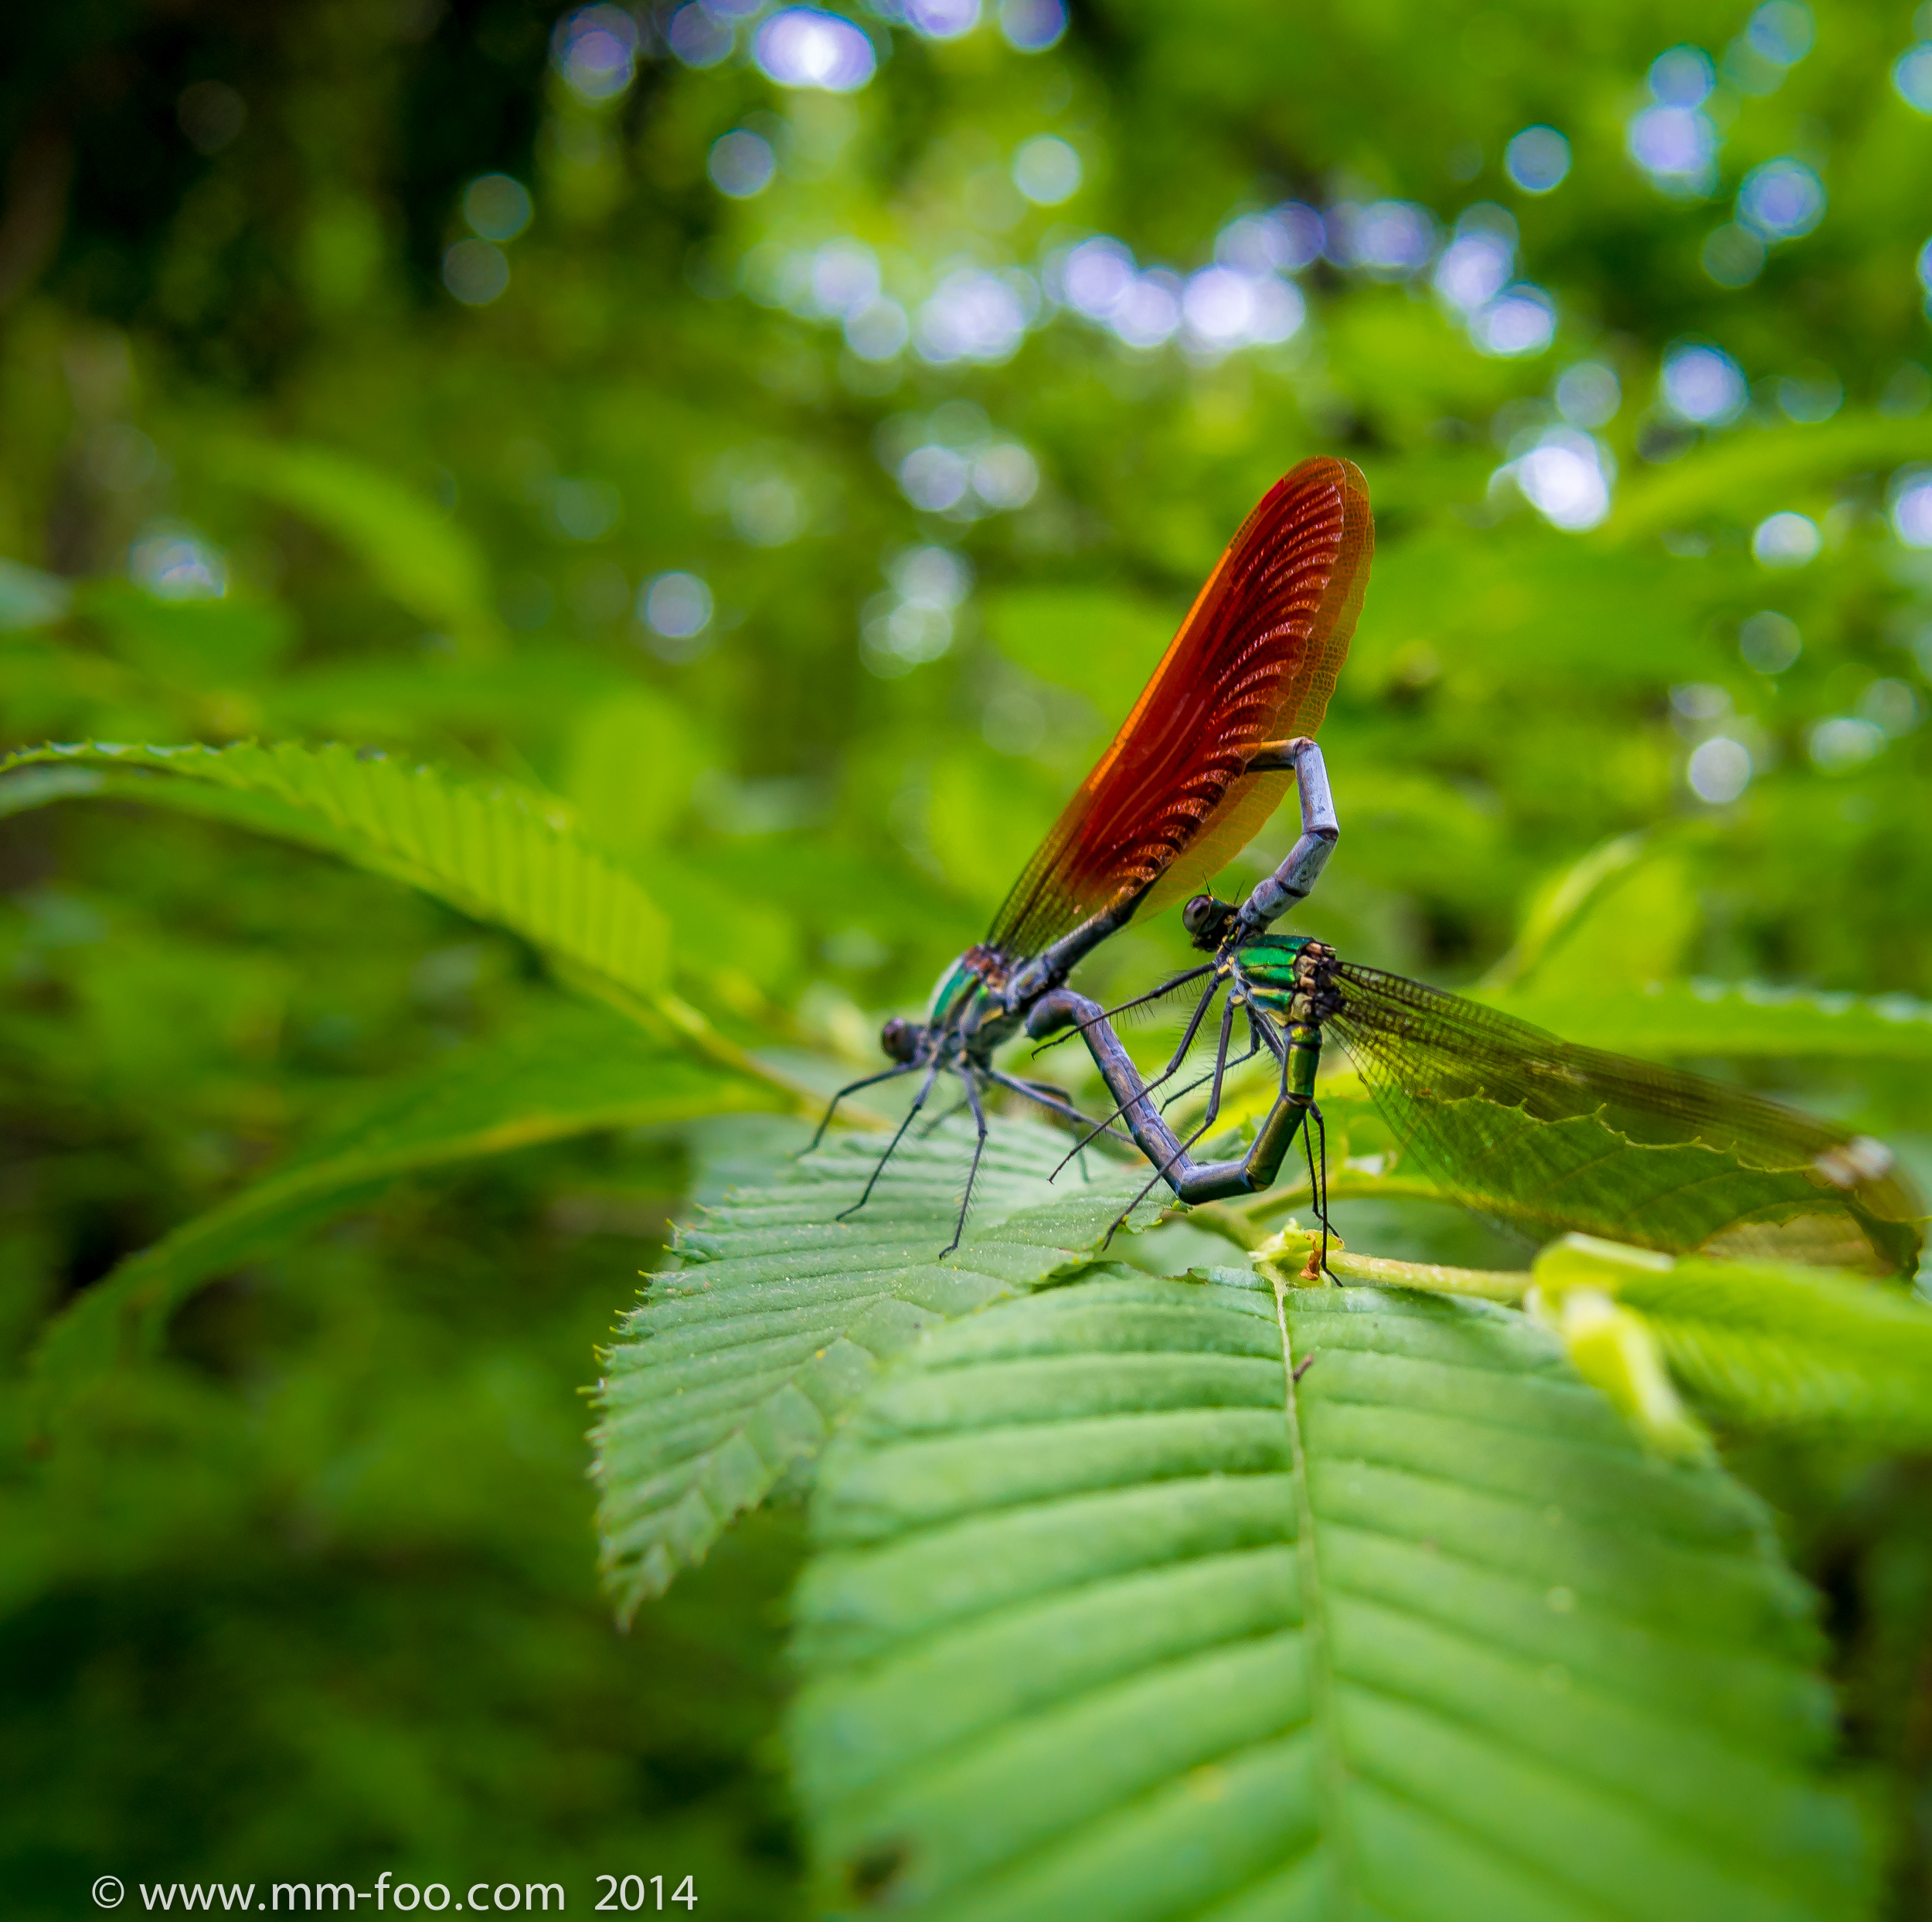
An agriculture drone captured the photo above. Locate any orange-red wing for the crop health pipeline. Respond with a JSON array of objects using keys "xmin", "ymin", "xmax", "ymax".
[{"xmin": 988, "ymin": 456, "xmax": 1373, "ymax": 959}]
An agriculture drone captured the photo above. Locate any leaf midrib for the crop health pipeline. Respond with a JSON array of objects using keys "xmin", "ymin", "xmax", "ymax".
[{"xmin": 1274, "ymin": 1277, "xmax": 1359, "ymax": 1918}]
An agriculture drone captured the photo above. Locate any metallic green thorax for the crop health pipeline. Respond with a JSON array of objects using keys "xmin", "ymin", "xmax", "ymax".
[
  {"xmin": 920, "ymin": 947, "xmax": 1020, "ymax": 1055},
  {"xmin": 1236, "ymin": 934, "xmax": 1326, "ymax": 1104}
]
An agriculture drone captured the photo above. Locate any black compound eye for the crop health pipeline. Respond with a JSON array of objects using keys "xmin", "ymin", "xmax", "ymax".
[
  {"xmin": 879, "ymin": 1016, "xmax": 918, "ymax": 1063},
  {"xmin": 1182, "ymin": 894, "xmax": 1224, "ymax": 938}
]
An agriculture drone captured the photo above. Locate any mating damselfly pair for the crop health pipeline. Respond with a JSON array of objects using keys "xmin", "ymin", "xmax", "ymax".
[{"xmin": 815, "ymin": 459, "xmax": 1925, "ymax": 1281}]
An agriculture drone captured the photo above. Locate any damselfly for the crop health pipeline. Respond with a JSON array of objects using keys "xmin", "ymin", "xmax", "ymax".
[
  {"xmin": 1028, "ymin": 903, "xmax": 1925, "ymax": 1278},
  {"xmin": 814, "ymin": 458, "xmax": 1373, "ymax": 1251}
]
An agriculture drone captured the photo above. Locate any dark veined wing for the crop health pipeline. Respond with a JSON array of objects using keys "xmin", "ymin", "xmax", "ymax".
[
  {"xmin": 986, "ymin": 458, "xmax": 1373, "ymax": 960},
  {"xmin": 1326, "ymin": 963, "xmax": 1926, "ymax": 1278}
]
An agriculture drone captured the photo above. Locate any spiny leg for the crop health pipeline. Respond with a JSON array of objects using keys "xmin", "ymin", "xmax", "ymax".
[
  {"xmin": 1026, "ymin": 985, "xmax": 1316, "ymax": 1207},
  {"xmin": 1028, "ymin": 964, "xmax": 1216, "ymax": 1063},
  {"xmin": 1304, "ymin": 1102, "xmax": 1334, "ymax": 1279},
  {"xmin": 807, "ymin": 1061, "xmax": 923, "ymax": 1154},
  {"xmin": 982, "ymin": 1067, "xmax": 1137, "ymax": 1147},
  {"xmin": 940, "ymin": 1068, "xmax": 992, "ymax": 1258},
  {"xmin": 1155, "ymin": 992, "xmax": 1270, "ymax": 1119},
  {"xmin": 1049, "ymin": 973, "xmax": 1230, "ymax": 1179},
  {"xmin": 1105, "ymin": 989, "xmax": 1243, "ymax": 1237},
  {"xmin": 838, "ymin": 1060, "xmax": 941, "ymax": 1220},
  {"xmin": 917, "ymin": 1094, "xmax": 971, "ymax": 1138}
]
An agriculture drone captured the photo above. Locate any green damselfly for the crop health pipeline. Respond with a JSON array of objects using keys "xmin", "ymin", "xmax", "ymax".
[{"xmin": 1029, "ymin": 897, "xmax": 1925, "ymax": 1277}]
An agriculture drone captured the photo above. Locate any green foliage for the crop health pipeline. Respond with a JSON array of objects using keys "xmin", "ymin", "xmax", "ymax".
[
  {"xmin": 8, "ymin": 0, "xmax": 1932, "ymax": 1910},
  {"xmin": 594, "ymin": 1119, "xmax": 1159, "ymax": 1619},
  {"xmin": 0, "ymin": 739, "xmax": 674, "ymax": 1009},
  {"xmin": 29, "ymin": 1001, "xmax": 774, "ymax": 1425},
  {"xmin": 791, "ymin": 1271, "xmax": 1869, "ymax": 1920},
  {"xmin": 1535, "ymin": 1235, "xmax": 1932, "ymax": 1446},
  {"xmin": 205, "ymin": 439, "xmax": 502, "ymax": 651}
]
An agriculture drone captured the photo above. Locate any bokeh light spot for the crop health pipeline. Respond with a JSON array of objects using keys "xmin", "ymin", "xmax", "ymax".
[
  {"xmin": 1334, "ymin": 201, "xmax": 1437, "ymax": 279},
  {"xmin": 1512, "ymin": 429, "xmax": 1613, "ymax": 531},
  {"xmin": 1752, "ymin": 511, "xmax": 1821, "ymax": 567},
  {"xmin": 1555, "ymin": 362, "xmax": 1620, "ymax": 428},
  {"xmin": 178, "ymin": 80, "xmax": 247, "ymax": 155},
  {"xmin": 668, "ymin": 5, "xmax": 734, "ymax": 67},
  {"xmin": 1433, "ymin": 206, "xmax": 1515, "ymax": 314},
  {"xmin": 1775, "ymin": 368, "xmax": 1842, "ymax": 422},
  {"xmin": 906, "ymin": 0, "xmax": 980, "ymax": 39},
  {"xmin": 549, "ymin": 478, "xmax": 621, "ymax": 542},
  {"xmin": 1688, "ymin": 736, "xmax": 1752, "ymax": 803},
  {"xmin": 443, "ymin": 239, "xmax": 509, "ymax": 305},
  {"xmin": 731, "ymin": 476, "xmax": 804, "ymax": 546},
  {"xmin": 1648, "ymin": 45, "xmax": 1716, "ymax": 105},
  {"xmin": 998, "ymin": 0, "xmax": 1066, "ymax": 51},
  {"xmin": 462, "ymin": 175, "xmax": 532, "ymax": 242},
  {"xmin": 1893, "ymin": 43, "xmax": 1932, "ymax": 113},
  {"xmin": 970, "ymin": 444, "xmax": 1039, "ymax": 509},
  {"xmin": 551, "ymin": 5, "xmax": 641, "ymax": 102},
  {"xmin": 1702, "ymin": 224, "xmax": 1765, "ymax": 287},
  {"xmin": 709, "ymin": 131, "xmax": 776, "ymax": 198},
  {"xmin": 1747, "ymin": 1, "xmax": 1813, "ymax": 64},
  {"xmin": 1889, "ymin": 467, "xmax": 1932, "ymax": 546},
  {"xmin": 129, "ymin": 522, "xmax": 228, "ymax": 600},
  {"xmin": 845, "ymin": 298, "xmax": 909, "ymax": 362},
  {"xmin": 1809, "ymin": 716, "xmax": 1884, "ymax": 772},
  {"xmin": 1739, "ymin": 610, "xmax": 1801, "ymax": 673},
  {"xmin": 898, "ymin": 445, "xmax": 969, "ymax": 512},
  {"xmin": 1012, "ymin": 135, "xmax": 1081, "ymax": 205},
  {"xmin": 753, "ymin": 10, "xmax": 877, "ymax": 90},
  {"xmin": 1472, "ymin": 284, "xmax": 1556, "ymax": 357},
  {"xmin": 1504, "ymin": 125, "xmax": 1570, "ymax": 193},
  {"xmin": 641, "ymin": 572, "xmax": 713, "ymax": 640},
  {"xmin": 1061, "ymin": 236, "xmax": 1135, "ymax": 318},
  {"xmin": 1216, "ymin": 205, "xmax": 1324, "ymax": 274},
  {"xmin": 1660, "ymin": 342, "xmax": 1746, "ymax": 424},
  {"xmin": 914, "ymin": 270, "xmax": 1035, "ymax": 364},
  {"xmin": 1861, "ymin": 677, "xmax": 1924, "ymax": 736},
  {"xmin": 1737, "ymin": 158, "xmax": 1825, "ymax": 240}
]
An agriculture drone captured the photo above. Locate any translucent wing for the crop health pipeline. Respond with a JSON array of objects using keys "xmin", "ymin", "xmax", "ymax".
[
  {"xmin": 987, "ymin": 457, "xmax": 1372, "ymax": 959},
  {"xmin": 1327, "ymin": 964, "xmax": 1925, "ymax": 1278}
]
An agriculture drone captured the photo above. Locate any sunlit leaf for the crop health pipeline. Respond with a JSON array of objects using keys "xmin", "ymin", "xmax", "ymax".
[
  {"xmin": 791, "ymin": 1273, "xmax": 1870, "ymax": 1920},
  {"xmin": 1536, "ymin": 1235, "xmax": 1932, "ymax": 1447},
  {"xmin": 592, "ymin": 1117, "xmax": 1160, "ymax": 1618},
  {"xmin": 0, "ymin": 737, "xmax": 668, "ymax": 1002}
]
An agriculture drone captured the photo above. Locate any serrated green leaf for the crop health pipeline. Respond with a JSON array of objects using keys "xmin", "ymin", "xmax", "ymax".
[
  {"xmin": 0, "ymin": 742, "xmax": 748, "ymax": 1061},
  {"xmin": 29, "ymin": 1001, "xmax": 774, "ymax": 1424},
  {"xmin": 591, "ymin": 1118, "xmax": 1161, "ymax": 1620},
  {"xmin": 791, "ymin": 1274, "xmax": 1870, "ymax": 1921}
]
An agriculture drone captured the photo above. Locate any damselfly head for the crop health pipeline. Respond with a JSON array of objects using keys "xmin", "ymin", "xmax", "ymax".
[
  {"xmin": 1183, "ymin": 893, "xmax": 1236, "ymax": 948},
  {"xmin": 880, "ymin": 1015, "xmax": 920, "ymax": 1063}
]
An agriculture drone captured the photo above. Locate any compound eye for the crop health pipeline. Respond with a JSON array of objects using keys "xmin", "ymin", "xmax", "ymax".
[
  {"xmin": 1182, "ymin": 894, "xmax": 1220, "ymax": 937},
  {"xmin": 879, "ymin": 1016, "xmax": 918, "ymax": 1063}
]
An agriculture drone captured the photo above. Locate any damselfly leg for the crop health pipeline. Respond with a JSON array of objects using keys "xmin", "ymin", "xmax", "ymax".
[
  {"xmin": 1043, "ymin": 966, "xmax": 1230, "ymax": 1177},
  {"xmin": 1107, "ymin": 983, "xmax": 1251, "ymax": 1232},
  {"xmin": 836, "ymin": 1061, "xmax": 941, "ymax": 1222},
  {"xmin": 806, "ymin": 1061, "xmax": 923, "ymax": 1155}
]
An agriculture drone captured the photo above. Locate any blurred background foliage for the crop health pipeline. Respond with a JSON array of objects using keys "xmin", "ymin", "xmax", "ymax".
[{"xmin": 4, "ymin": 0, "xmax": 1932, "ymax": 1912}]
